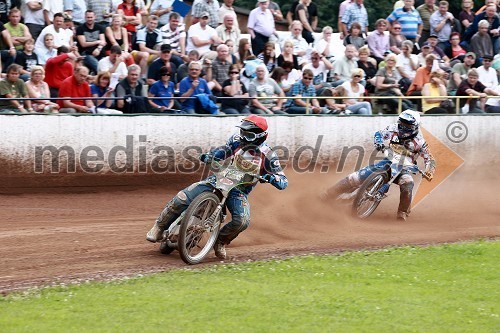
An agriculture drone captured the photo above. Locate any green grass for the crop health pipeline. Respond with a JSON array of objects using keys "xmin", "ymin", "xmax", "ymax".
[{"xmin": 1, "ymin": 241, "xmax": 499, "ymax": 333}]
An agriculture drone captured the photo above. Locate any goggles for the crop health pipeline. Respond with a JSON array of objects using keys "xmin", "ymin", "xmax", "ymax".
[{"xmin": 240, "ymin": 129, "xmax": 266, "ymax": 142}]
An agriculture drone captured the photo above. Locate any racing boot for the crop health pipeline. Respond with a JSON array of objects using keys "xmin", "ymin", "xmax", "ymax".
[
  {"xmin": 396, "ymin": 211, "xmax": 407, "ymax": 221},
  {"xmin": 146, "ymin": 223, "xmax": 164, "ymax": 243},
  {"xmin": 213, "ymin": 241, "xmax": 227, "ymax": 260}
]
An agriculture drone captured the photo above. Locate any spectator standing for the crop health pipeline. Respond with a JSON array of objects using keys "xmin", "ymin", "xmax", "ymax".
[
  {"xmin": 87, "ymin": 0, "xmax": 113, "ymax": 27},
  {"xmin": 341, "ymin": 0, "xmax": 369, "ymax": 40},
  {"xmin": 0, "ymin": 64, "xmax": 33, "ymax": 113},
  {"xmin": 22, "ymin": 0, "xmax": 45, "ymax": 41},
  {"xmin": 25, "ymin": 65, "xmax": 60, "ymax": 113},
  {"xmin": 459, "ymin": 0, "xmax": 475, "ymax": 33},
  {"xmin": 337, "ymin": 0, "xmax": 354, "ymax": 40},
  {"xmin": 150, "ymin": 0, "xmax": 176, "ymax": 28},
  {"xmin": 160, "ymin": 12, "xmax": 188, "ymax": 67},
  {"xmin": 219, "ymin": 0, "xmax": 239, "ymax": 29},
  {"xmin": 367, "ymin": 19, "xmax": 390, "ymax": 64},
  {"xmin": 76, "ymin": 10, "xmax": 107, "ymax": 75},
  {"xmin": 295, "ymin": 0, "xmax": 319, "ymax": 44},
  {"xmin": 429, "ymin": 0, "xmax": 454, "ymax": 50},
  {"xmin": 416, "ymin": 0, "xmax": 438, "ymax": 45},
  {"xmin": 186, "ymin": 11, "xmax": 222, "ymax": 57},
  {"xmin": 247, "ymin": 0, "xmax": 276, "ymax": 56},
  {"xmin": 117, "ymin": 0, "xmax": 142, "ymax": 40},
  {"xmin": 268, "ymin": 1, "xmax": 284, "ymax": 22},
  {"xmin": 42, "ymin": 0, "xmax": 63, "ymax": 24},
  {"xmin": 64, "ymin": 0, "xmax": 87, "ymax": 26},
  {"xmin": 386, "ymin": 0, "xmax": 423, "ymax": 44},
  {"xmin": 248, "ymin": 64, "xmax": 286, "ymax": 114},
  {"xmin": 192, "ymin": 0, "xmax": 220, "ymax": 29},
  {"xmin": 58, "ymin": 66, "xmax": 96, "ymax": 113},
  {"xmin": 284, "ymin": 21, "xmax": 309, "ymax": 65}
]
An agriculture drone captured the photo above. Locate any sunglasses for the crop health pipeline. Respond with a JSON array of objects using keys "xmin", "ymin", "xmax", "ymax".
[
  {"xmin": 353, "ymin": 75, "xmax": 361, "ymax": 78},
  {"xmin": 303, "ymin": 77, "xmax": 313, "ymax": 80},
  {"xmin": 230, "ymin": 71, "xmax": 239, "ymax": 74},
  {"xmin": 161, "ymin": 73, "xmax": 171, "ymax": 76}
]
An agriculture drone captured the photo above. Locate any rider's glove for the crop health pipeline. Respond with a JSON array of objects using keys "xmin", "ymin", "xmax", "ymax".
[
  {"xmin": 200, "ymin": 153, "xmax": 213, "ymax": 164},
  {"xmin": 261, "ymin": 173, "xmax": 276, "ymax": 184},
  {"xmin": 375, "ymin": 143, "xmax": 385, "ymax": 151}
]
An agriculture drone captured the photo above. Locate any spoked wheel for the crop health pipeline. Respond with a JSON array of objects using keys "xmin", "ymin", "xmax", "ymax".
[
  {"xmin": 352, "ymin": 171, "xmax": 389, "ymax": 219},
  {"xmin": 178, "ymin": 192, "xmax": 221, "ymax": 265}
]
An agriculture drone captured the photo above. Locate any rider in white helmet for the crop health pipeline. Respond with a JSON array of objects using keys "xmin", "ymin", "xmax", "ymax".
[
  {"xmin": 324, "ymin": 110, "xmax": 436, "ymax": 221},
  {"xmin": 146, "ymin": 115, "xmax": 288, "ymax": 259}
]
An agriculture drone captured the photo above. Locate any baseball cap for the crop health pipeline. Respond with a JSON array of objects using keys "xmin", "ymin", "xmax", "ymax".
[
  {"xmin": 200, "ymin": 11, "xmax": 209, "ymax": 18},
  {"xmin": 482, "ymin": 54, "xmax": 493, "ymax": 60},
  {"xmin": 422, "ymin": 42, "xmax": 431, "ymax": 48},
  {"xmin": 161, "ymin": 44, "xmax": 172, "ymax": 52},
  {"xmin": 428, "ymin": 34, "xmax": 438, "ymax": 39},
  {"xmin": 465, "ymin": 52, "xmax": 476, "ymax": 59}
]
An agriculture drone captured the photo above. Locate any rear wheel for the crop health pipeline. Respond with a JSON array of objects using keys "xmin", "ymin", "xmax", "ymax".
[
  {"xmin": 352, "ymin": 171, "xmax": 389, "ymax": 219},
  {"xmin": 178, "ymin": 191, "xmax": 221, "ymax": 265}
]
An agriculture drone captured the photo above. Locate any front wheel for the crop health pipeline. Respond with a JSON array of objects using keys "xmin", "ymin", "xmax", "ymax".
[
  {"xmin": 178, "ymin": 191, "xmax": 222, "ymax": 265},
  {"xmin": 352, "ymin": 171, "xmax": 389, "ymax": 219}
]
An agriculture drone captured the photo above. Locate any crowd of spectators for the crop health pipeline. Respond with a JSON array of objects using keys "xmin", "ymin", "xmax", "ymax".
[{"xmin": 0, "ymin": 0, "xmax": 499, "ymax": 114}]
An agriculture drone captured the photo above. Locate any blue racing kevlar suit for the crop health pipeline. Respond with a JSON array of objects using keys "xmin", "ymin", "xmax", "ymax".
[
  {"xmin": 154, "ymin": 134, "xmax": 288, "ymax": 245},
  {"xmin": 326, "ymin": 123, "xmax": 436, "ymax": 215}
]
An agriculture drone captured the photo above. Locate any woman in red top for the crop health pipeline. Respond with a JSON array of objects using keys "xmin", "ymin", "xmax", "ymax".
[
  {"xmin": 444, "ymin": 32, "xmax": 467, "ymax": 67},
  {"xmin": 117, "ymin": 0, "xmax": 142, "ymax": 36}
]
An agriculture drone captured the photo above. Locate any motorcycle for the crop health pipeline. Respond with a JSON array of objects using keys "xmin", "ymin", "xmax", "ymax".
[
  {"xmin": 158, "ymin": 156, "xmax": 267, "ymax": 265},
  {"xmin": 351, "ymin": 144, "xmax": 432, "ymax": 219}
]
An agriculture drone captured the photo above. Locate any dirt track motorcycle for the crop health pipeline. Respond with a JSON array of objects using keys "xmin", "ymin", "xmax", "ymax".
[
  {"xmin": 158, "ymin": 156, "xmax": 267, "ymax": 265},
  {"xmin": 350, "ymin": 144, "xmax": 432, "ymax": 219}
]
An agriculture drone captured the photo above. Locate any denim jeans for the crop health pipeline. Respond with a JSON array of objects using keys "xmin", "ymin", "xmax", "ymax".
[{"xmin": 346, "ymin": 101, "xmax": 372, "ymax": 114}]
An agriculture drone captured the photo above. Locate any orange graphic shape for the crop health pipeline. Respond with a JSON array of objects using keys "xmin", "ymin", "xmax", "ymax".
[{"xmin": 412, "ymin": 127, "xmax": 464, "ymax": 209}]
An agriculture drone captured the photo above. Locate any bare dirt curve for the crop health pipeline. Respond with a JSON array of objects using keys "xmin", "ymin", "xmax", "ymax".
[{"xmin": 0, "ymin": 167, "xmax": 499, "ymax": 294}]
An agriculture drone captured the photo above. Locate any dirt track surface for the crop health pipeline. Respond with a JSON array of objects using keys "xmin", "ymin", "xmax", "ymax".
[{"xmin": 1, "ymin": 167, "xmax": 499, "ymax": 294}]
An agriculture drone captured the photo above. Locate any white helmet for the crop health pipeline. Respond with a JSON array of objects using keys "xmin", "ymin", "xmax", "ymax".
[{"xmin": 398, "ymin": 110, "xmax": 421, "ymax": 140}]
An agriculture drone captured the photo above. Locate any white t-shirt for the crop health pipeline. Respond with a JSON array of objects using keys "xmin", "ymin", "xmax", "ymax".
[
  {"xmin": 35, "ymin": 25, "xmax": 74, "ymax": 50},
  {"xmin": 396, "ymin": 53, "xmax": 419, "ymax": 80},
  {"xmin": 476, "ymin": 66, "xmax": 499, "ymax": 89},
  {"xmin": 22, "ymin": 0, "xmax": 45, "ymax": 25},
  {"xmin": 186, "ymin": 23, "xmax": 217, "ymax": 56},
  {"xmin": 97, "ymin": 57, "xmax": 128, "ymax": 78},
  {"xmin": 303, "ymin": 62, "xmax": 329, "ymax": 86},
  {"xmin": 340, "ymin": 81, "xmax": 365, "ymax": 105},
  {"xmin": 43, "ymin": 1, "xmax": 64, "ymax": 22}
]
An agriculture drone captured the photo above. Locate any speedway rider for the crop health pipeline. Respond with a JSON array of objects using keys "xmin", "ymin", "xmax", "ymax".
[
  {"xmin": 146, "ymin": 115, "xmax": 288, "ymax": 259},
  {"xmin": 324, "ymin": 110, "xmax": 436, "ymax": 221}
]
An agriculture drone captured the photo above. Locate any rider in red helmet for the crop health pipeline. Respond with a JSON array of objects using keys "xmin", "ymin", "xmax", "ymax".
[{"xmin": 146, "ymin": 115, "xmax": 288, "ymax": 259}]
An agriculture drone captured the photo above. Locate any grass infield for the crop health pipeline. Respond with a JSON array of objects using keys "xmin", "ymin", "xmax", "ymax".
[{"xmin": 1, "ymin": 240, "xmax": 498, "ymax": 332}]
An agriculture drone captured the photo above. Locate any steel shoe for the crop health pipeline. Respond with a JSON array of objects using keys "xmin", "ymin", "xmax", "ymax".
[
  {"xmin": 146, "ymin": 224, "xmax": 163, "ymax": 243},
  {"xmin": 214, "ymin": 241, "xmax": 227, "ymax": 260},
  {"xmin": 396, "ymin": 211, "xmax": 407, "ymax": 221}
]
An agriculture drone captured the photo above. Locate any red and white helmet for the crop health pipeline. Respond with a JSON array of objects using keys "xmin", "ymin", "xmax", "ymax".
[{"xmin": 236, "ymin": 115, "xmax": 268, "ymax": 148}]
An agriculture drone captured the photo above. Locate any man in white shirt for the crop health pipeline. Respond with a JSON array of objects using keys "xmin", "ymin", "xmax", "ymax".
[
  {"xmin": 35, "ymin": 12, "xmax": 74, "ymax": 50},
  {"xmin": 186, "ymin": 11, "xmax": 221, "ymax": 57},
  {"xmin": 215, "ymin": 13, "xmax": 241, "ymax": 46},
  {"xmin": 43, "ymin": 0, "xmax": 63, "ymax": 24},
  {"xmin": 284, "ymin": 20, "xmax": 309, "ymax": 65},
  {"xmin": 98, "ymin": 45, "xmax": 128, "ymax": 79},
  {"xmin": 476, "ymin": 54, "xmax": 498, "ymax": 88}
]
